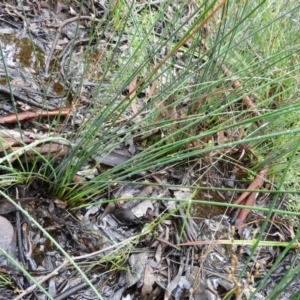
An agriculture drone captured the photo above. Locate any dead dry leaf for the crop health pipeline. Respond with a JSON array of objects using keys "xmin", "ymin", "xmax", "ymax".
[
  {"xmin": 126, "ymin": 252, "xmax": 148, "ymax": 287},
  {"xmin": 141, "ymin": 264, "xmax": 156, "ymax": 298}
]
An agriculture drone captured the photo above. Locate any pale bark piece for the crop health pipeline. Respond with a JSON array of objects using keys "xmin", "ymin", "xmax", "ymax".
[{"xmin": 0, "ymin": 216, "xmax": 14, "ymax": 251}]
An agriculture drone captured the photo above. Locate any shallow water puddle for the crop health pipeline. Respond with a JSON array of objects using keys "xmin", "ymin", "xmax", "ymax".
[
  {"xmin": 0, "ymin": 33, "xmax": 65, "ymax": 96},
  {"xmin": 0, "ymin": 34, "xmax": 44, "ymax": 70},
  {"xmin": 191, "ymin": 189, "xmax": 230, "ymax": 223}
]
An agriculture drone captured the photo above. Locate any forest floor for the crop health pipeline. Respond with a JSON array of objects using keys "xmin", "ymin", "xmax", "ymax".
[{"xmin": 0, "ymin": 1, "xmax": 299, "ymax": 299}]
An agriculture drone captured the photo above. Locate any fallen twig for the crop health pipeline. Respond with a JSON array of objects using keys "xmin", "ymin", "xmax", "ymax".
[
  {"xmin": 0, "ymin": 107, "xmax": 71, "ymax": 124},
  {"xmin": 220, "ymin": 64, "xmax": 262, "ymax": 127},
  {"xmin": 45, "ymin": 16, "xmax": 100, "ymax": 76},
  {"xmin": 53, "ymin": 277, "xmax": 98, "ymax": 300}
]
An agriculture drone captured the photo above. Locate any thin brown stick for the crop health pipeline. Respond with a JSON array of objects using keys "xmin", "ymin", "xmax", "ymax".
[
  {"xmin": 45, "ymin": 16, "xmax": 100, "ymax": 76},
  {"xmin": 220, "ymin": 64, "xmax": 262, "ymax": 126},
  {"xmin": 0, "ymin": 107, "xmax": 71, "ymax": 124},
  {"xmin": 155, "ymin": 237, "xmax": 180, "ymax": 250}
]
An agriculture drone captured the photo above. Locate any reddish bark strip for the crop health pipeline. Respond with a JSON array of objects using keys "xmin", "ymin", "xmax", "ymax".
[
  {"xmin": 233, "ymin": 165, "xmax": 269, "ymax": 229},
  {"xmin": 0, "ymin": 107, "xmax": 71, "ymax": 124},
  {"xmin": 233, "ymin": 165, "xmax": 269, "ymax": 206}
]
